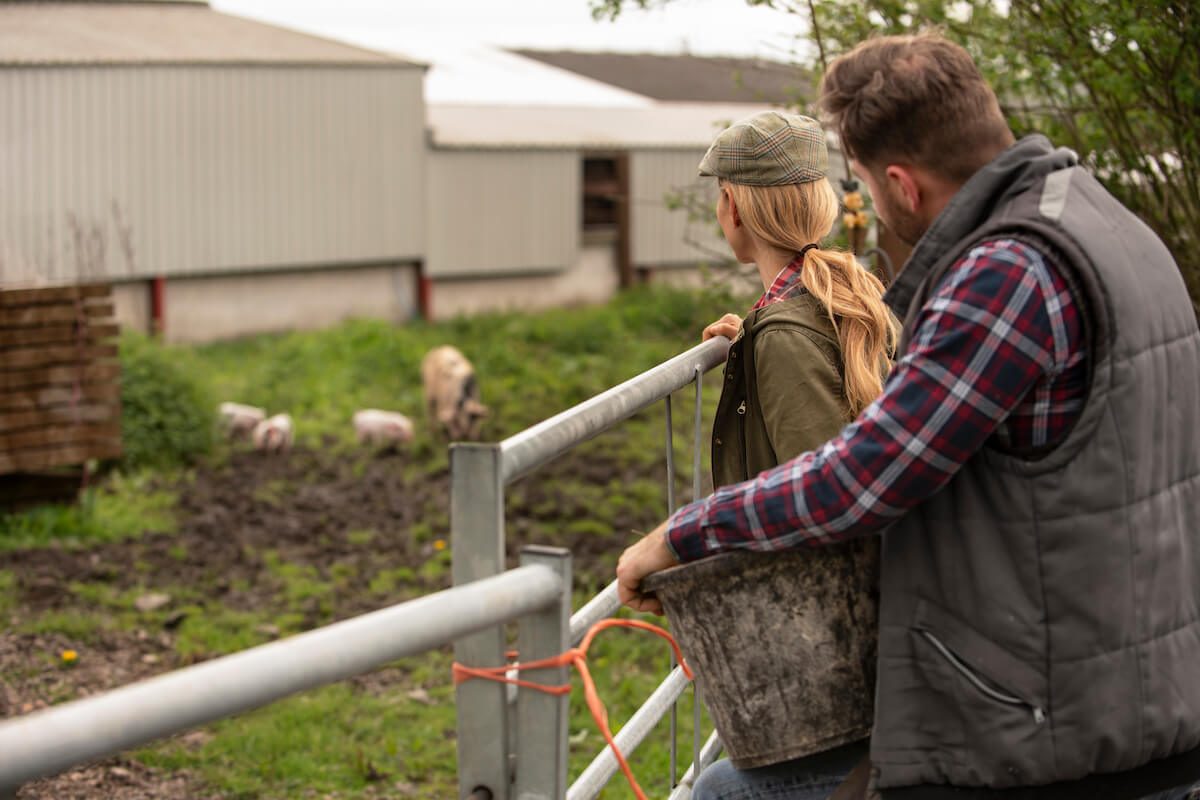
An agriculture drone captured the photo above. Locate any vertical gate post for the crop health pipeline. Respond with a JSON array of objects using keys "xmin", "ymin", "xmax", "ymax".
[
  {"xmin": 452, "ymin": 443, "xmax": 509, "ymax": 800},
  {"xmin": 664, "ymin": 394, "xmax": 679, "ymax": 786},
  {"xmin": 513, "ymin": 546, "xmax": 572, "ymax": 800}
]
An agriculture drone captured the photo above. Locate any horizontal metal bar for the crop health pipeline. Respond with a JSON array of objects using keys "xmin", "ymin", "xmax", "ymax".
[
  {"xmin": 569, "ymin": 580, "xmax": 621, "ymax": 646},
  {"xmin": 499, "ymin": 336, "xmax": 730, "ymax": 485},
  {"xmin": 566, "ymin": 665, "xmax": 692, "ymax": 800},
  {"xmin": 667, "ymin": 731, "xmax": 725, "ymax": 800},
  {"xmin": 0, "ymin": 565, "xmax": 563, "ymax": 792}
]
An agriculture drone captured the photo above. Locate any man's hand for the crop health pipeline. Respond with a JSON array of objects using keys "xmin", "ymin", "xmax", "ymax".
[
  {"xmin": 616, "ymin": 519, "xmax": 679, "ymax": 616},
  {"xmin": 702, "ymin": 313, "xmax": 742, "ymax": 342}
]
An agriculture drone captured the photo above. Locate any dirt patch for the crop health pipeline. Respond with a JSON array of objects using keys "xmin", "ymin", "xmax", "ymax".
[
  {"xmin": 0, "ymin": 444, "xmax": 675, "ymax": 797},
  {"xmin": 14, "ymin": 756, "xmax": 208, "ymax": 800}
]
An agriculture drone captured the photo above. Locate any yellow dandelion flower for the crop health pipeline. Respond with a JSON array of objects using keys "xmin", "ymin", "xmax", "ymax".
[
  {"xmin": 842, "ymin": 212, "xmax": 859, "ymax": 229},
  {"xmin": 61, "ymin": 650, "xmax": 77, "ymax": 663},
  {"xmin": 843, "ymin": 191, "xmax": 864, "ymax": 211},
  {"xmin": 433, "ymin": 539, "xmax": 446, "ymax": 551}
]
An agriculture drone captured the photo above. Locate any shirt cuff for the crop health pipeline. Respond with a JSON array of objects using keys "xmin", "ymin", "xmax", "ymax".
[{"xmin": 665, "ymin": 497, "xmax": 711, "ymax": 562}]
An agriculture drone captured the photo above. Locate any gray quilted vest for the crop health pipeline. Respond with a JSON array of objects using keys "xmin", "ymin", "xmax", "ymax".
[{"xmin": 871, "ymin": 135, "xmax": 1200, "ymax": 790}]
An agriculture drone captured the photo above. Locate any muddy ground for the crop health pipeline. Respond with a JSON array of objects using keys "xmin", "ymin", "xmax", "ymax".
[{"xmin": 0, "ymin": 444, "xmax": 679, "ymax": 798}]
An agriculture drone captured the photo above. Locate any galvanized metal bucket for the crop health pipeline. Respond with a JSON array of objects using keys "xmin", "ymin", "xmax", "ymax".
[{"xmin": 642, "ymin": 537, "xmax": 879, "ymax": 769}]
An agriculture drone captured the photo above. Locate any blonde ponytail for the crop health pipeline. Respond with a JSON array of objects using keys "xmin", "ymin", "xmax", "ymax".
[{"xmin": 724, "ymin": 177, "xmax": 899, "ymax": 416}]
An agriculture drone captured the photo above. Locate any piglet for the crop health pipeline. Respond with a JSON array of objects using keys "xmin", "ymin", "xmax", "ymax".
[
  {"xmin": 218, "ymin": 401, "xmax": 265, "ymax": 441},
  {"xmin": 252, "ymin": 413, "xmax": 293, "ymax": 454},
  {"xmin": 353, "ymin": 409, "xmax": 414, "ymax": 448}
]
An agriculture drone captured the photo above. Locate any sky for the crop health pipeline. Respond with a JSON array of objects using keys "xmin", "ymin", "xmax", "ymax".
[
  {"xmin": 210, "ymin": 0, "xmax": 813, "ymax": 103},
  {"xmin": 210, "ymin": 0, "xmax": 808, "ymax": 60}
]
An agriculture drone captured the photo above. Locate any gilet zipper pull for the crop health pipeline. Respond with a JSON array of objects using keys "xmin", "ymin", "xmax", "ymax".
[{"xmin": 737, "ymin": 400, "xmax": 746, "ymax": 415}]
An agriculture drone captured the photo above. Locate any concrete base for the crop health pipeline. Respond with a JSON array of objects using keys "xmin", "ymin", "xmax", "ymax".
[
  {"xmin": 641, "ymin": 261, "xmax": 762, "ymax": 298},
  {"xmin": 110, "ymin": 264, "xmax": 420, "ymax": 343},
  {"xmin": 430, "ymin": 244, "xmax": 620, "ymax": 320},
  {"xmin": 110, "ymin": 282, "xmax": 152, "ymax": 335}
]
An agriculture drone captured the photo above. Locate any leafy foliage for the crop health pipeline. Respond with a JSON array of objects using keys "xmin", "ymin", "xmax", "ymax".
[
  {"xmin": 593, "ymin": 0, "xmax": 1200, "ymax": 310},
  {"xmin": 118, "ymin": 331, "xmax": 216, "ymax": 470}
]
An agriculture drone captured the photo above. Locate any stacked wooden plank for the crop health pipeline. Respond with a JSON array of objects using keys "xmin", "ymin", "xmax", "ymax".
[{"xmin": 0, "ymin": 284, "xmax": 122, "ymax": 476}]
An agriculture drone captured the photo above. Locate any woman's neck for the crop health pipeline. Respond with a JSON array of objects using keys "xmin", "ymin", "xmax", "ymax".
[{"xmin": 753, "ymin": 245, "xmax": 801, "ymax": 291}]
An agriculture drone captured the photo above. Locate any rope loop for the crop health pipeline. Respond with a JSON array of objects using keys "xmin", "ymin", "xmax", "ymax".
[{"xmin": 452, "ymin": 617, "xmax": 693, "ymax": 800}]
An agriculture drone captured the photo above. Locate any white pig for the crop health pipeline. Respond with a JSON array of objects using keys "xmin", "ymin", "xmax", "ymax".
[
  {"xmin": 353, "ymin": 409, "xmax": 414, "ymax": 447},
  {"xmin": 218, "ymin": 401, "xmax": 265, "ymax": 441},
  {"xmin": 252, "ymin": 413, "xmax": 293, "ymax": 454}
]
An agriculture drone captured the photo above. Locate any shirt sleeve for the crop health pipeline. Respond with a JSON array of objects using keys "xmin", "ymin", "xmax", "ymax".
[{"xmin": 666, "ymin": 238, "xmax": 1076, "ymax": 562}]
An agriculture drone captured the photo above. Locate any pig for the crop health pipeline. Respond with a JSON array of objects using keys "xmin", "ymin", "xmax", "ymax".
[
  {"xmin": 353, "ymin": 409, "xmax": 414, "ymax": 448},
  {"xmin": 218, "ymin": 401, "xmax": 266, "ymax": 441},
  {"xmin": 421, "ymin": 345, "xmax": 489, "ymax": 441},
  {"xmin": 252, "ymin": 413, "xmax": 293, "ymax": 454}
]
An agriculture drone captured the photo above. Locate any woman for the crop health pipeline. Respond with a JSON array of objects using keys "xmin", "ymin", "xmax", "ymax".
[
  {"xmin": 700, "ymin": 110, "xmax": 896, "ymax": 494},
  {"xmin": 688, "ymin": 110, "xmax": 896, "ymax": 800}
]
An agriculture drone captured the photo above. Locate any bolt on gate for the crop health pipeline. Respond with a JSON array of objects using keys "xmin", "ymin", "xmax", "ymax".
[{"xmin": 453, "ymin": 335, "xmax": 731, "ymax": 800}]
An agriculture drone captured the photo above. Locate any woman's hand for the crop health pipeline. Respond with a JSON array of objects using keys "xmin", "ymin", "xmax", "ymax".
[{"xmin": 702, "ymin": 313, "xmax": 743, "ymax": 342}]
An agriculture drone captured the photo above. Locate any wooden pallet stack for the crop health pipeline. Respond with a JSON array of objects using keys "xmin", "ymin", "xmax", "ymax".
[{"xmin": 0, "ymin": 284, "xmax": 122, "ymax": 508}]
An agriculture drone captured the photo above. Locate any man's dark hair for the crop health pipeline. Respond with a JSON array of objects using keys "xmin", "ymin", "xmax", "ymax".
[{"xmin": 819, "ymin": 31, "xmax": 1014, "ymax": 183}]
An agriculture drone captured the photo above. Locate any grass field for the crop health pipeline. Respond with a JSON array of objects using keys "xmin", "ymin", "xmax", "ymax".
[{"xmin": 1, "ymin": 286, "xmax": 744, "ymax": 799}]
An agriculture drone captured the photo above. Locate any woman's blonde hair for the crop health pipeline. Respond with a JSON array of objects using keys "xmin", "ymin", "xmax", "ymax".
[{"xmin": 724, "ymin": 177, "xmax": 899, "ymax": 416}]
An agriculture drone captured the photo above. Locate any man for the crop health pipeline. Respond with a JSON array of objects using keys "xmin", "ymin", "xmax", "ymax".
[{"xmin": 617, "ymin": 31, "xmax": 1200, "ymax": 799}]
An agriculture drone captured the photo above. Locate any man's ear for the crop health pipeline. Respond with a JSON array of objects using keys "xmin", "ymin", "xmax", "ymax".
[{"xmin": 884, "ymin": 164, "xmax": 922, "ymax": 213}]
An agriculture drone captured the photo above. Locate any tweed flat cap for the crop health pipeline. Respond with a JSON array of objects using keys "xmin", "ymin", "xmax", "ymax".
[{"xmin": 698, "ymin": 111, "xmax": 828, "ymax": 186}]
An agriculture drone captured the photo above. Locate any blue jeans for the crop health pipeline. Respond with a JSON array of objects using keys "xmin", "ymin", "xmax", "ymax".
[
  {"xmin": 692, "ymin": 744, "xmax": 1200, "ymax": 800},
  {"xmin": 692, "ymin": 740, "xmax": 868, "ymax": 800}
]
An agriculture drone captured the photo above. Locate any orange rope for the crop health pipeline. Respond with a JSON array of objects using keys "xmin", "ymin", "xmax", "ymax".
[{"xmin": 452, "ymin": 617, "xmax": 694, "ymax": 800}]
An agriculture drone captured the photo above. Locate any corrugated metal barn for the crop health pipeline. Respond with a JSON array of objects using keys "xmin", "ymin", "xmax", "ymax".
[
  {"xmin": 425, "ymin": 101, "xmax": 850, "ymax": 318},
  {"xmin": 424, "ymin": 103, "xmax": 747, "ymax": 318},
  {"xmin": 0, "ymin": 1, "xmax": 427, "ymax": 342}
]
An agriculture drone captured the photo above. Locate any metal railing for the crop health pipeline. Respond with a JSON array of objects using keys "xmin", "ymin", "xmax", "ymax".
[
  {"xmin": 453, "ymin": 335, "xmax": 731, "ymax": 800},
  {"xmin": 0, "ymin": 553, "xmax": 569, "ymax": 799}
]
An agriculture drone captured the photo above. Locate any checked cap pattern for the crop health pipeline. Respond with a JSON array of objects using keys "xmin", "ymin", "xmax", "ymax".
[{"xmin": 698, "ymin": 110, "xmax": 828, "ymax": 186}]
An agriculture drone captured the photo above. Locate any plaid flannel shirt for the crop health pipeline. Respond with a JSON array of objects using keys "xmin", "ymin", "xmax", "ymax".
[
  {"xmin": 667, "ymin": 238, "xmax": 1086, "ymax": 561},
  {"xmin": 752, "ymin": 256, "xmax": 806, "ymax": 309}
]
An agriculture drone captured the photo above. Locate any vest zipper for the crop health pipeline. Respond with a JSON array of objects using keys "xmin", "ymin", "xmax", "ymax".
[
  {"xmin": 737, "ymin": 400, "xmax": 746, "ymax": 415},
  {"xmin": 919, "ymin": 630, "xmax": 1047, "ymax": 725}
]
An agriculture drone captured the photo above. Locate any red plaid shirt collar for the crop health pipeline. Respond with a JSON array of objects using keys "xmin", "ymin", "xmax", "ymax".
[{"xmin": 751, "ymin": 255, "xmax": 807, "ymax": 311}]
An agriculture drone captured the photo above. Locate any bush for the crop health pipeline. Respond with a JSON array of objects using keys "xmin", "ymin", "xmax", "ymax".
[{"xmin": 118, "ymin": 331, "xmax": 216, "ymax": 470}]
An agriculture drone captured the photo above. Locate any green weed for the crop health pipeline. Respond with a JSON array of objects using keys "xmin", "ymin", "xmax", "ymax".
[
  {"xmin": 21, "ymin": 609, "xmax": 107, "ymax": 644},
  {"xmin": 0, "ymin": 473, "xmax": 176, "ymax": 551},
  {"xmin": 172, "ymin": 604, "xmax": 274, "ymax": 660},
  {"xmin": 346, "ymin": 528, "xmax": 376, "ymax": 546},
  {"xmin": 368, "ymin": 567, "xmax": 416, "ymax": 597},
  {"xmin": 0, "ymin": 570, "xmax": 14, "ymax": 620}
]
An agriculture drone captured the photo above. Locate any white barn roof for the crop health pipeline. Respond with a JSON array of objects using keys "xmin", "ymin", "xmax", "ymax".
[
  {"xmin": 428, "ymin": 102, "xmax": 769, "ymax": 150},
  {"xmin": 415, "ymin": 45, "xmax": 651, "ymax": 107}
]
